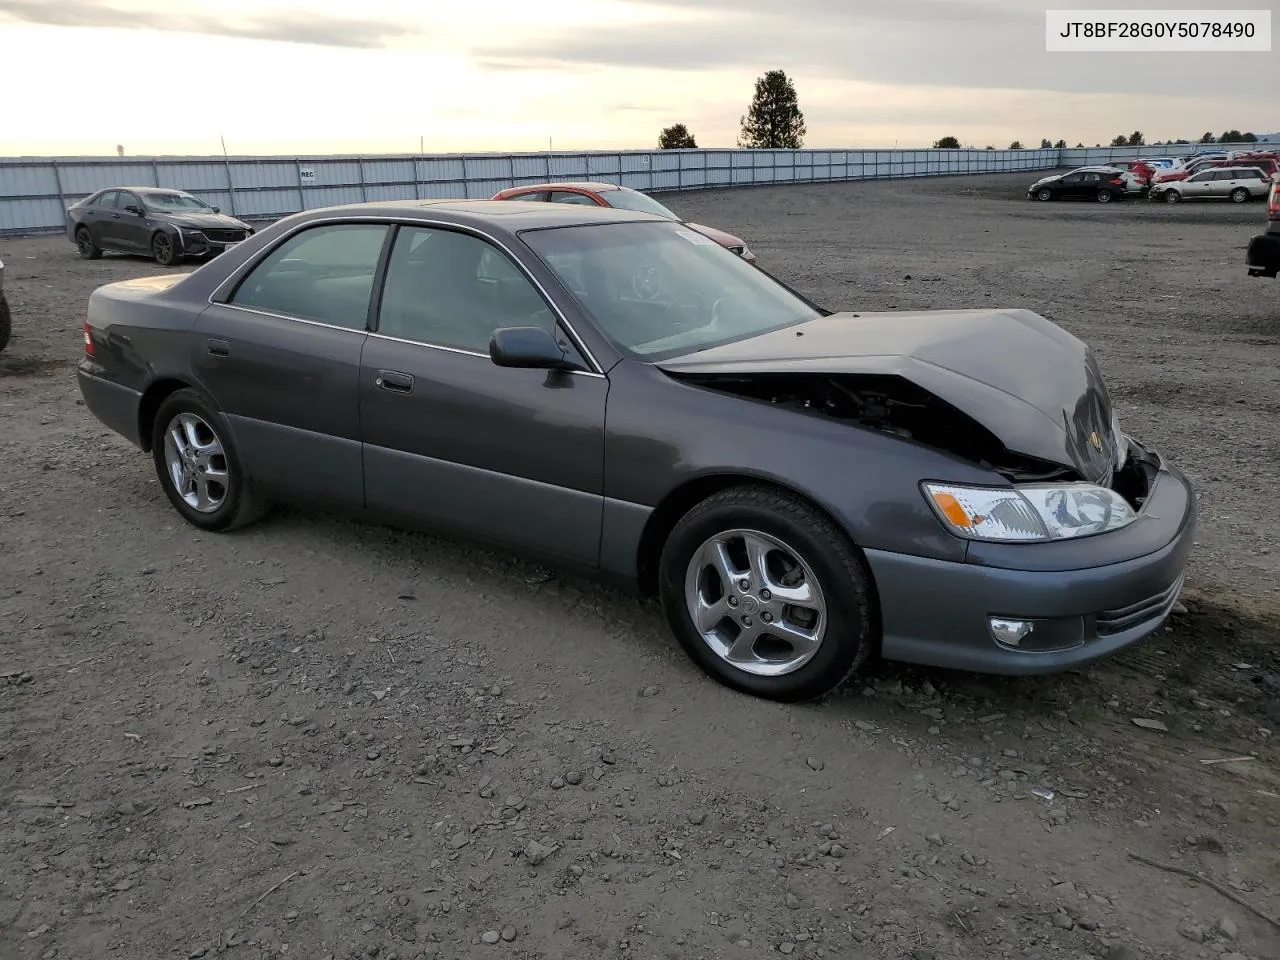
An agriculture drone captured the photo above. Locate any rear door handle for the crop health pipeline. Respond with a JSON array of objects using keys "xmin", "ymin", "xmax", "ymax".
[
  {"xmin": 206, "ymin": 338, "xmax": 230, "ymax": 357},
  {"xmin": 375, "ymin": 370, "xmax": 414, "ymax": 393}
]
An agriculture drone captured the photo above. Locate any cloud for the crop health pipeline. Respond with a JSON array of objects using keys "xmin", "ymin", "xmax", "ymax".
[
  {"xmin": 0, "ymin": 0, "xmax": 408, "ymax": 49},
  {"xmin": 475, "ymin": 0, "xmax": 1264, "ymax": 98}
]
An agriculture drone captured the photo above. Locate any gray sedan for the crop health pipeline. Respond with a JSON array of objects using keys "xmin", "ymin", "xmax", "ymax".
[{"xmin": 76, "ymin": 200, "xmax": 1196, "ymax": 702}]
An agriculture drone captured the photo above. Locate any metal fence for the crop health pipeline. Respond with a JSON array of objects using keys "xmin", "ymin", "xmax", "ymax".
[{"xmin": 0, "ymin": 142, "xmax": 1264, "ymax": 235}]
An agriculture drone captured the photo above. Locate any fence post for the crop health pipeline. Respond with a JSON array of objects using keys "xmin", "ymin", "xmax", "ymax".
[
  {"xmin": 460, "ymin": 154, "xmax": 470, "ymax": 200},
  {"xmin": 150, "ymin": 158, "xmax": 161, "ymax": 187},
  {"xmin": 223, "ymin": 155, "xmax": 238, "ymax": 217},
  {"xmin": 50, "ymin": 159, "xmax": 67, "ymax": 231},
  {"xmin": 357, "ymin": 158, "xmax": 367, "ymax": 203},
  {"xmin": 508, "ymin": 154, "xmax": 516, "ymax": 188},
  {"xmin": 294, "ymin": 158, "xmax": 306, "ymax": 213}
]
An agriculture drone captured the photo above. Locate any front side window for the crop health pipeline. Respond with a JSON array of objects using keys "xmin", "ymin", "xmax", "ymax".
[
  {"xmin": 522, "ymin": 221, "xmax": 821, "ymax": 361},
  {"xmin": 377, "ymin": 226, "xmax": 557, "ymax": 354},
  {"xmin": 230, "ymin": 223, "xmax": 389, "ymax": 329}
]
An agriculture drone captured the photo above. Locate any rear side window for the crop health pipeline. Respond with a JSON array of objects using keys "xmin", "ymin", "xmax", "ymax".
[
  {"xmin": 96, "ymin": 191, "xmax": 119, "ymax": 209},
  {"xmin": 548, "ymin": 191, "xmax": 599, "ymax": 205},
  {"xmin": 230, "ymin": 223, "xmax": 389, "ymax": 329}
]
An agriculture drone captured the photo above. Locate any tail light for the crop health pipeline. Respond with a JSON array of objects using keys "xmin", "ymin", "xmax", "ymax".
[
  {"xmin": 1110, "ymin": 177, "xmax": 1124, "ymax": 186},
  {"xmin": 83, "ymin": 322, "xmax": 94, "ymax": 356},
  {"xmin": 1269, "ymin": 181, "xmax": 1279, "ymax": 220}
]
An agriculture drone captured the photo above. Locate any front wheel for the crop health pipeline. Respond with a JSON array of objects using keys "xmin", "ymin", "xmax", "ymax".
[
  {"xmin": 658, "ymin": 485, "xmax": 875, "ymax": 702},
  {"xmin": 150, "ymin": 388, "xmax": 266, "ymax": 531},
  {"xmin": 151, "ymin": 231, "xmax": 181, "ymax": 267},
  {"xmin": 1229, "ymin": 188, "xmax": 1249, "ymax": 203},
  {"xmin": 1164, "ymin": 190, "xmax": 1183, "ymax": 204},
  {"xmin": 1036, "ymin": 188, "xmax": 1053, "ymax": 201}
]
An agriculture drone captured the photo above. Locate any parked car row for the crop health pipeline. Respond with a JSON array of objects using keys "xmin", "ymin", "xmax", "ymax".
[
  {"xmin": 1029, "ymin": 153, "xmax": 1279, "ymax": 205},
  {"xmin": 1246, "ymin": 173, "xmax": 1280, "ymax": 278}
]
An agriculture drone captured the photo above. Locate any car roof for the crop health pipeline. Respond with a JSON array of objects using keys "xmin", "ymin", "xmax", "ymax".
[
  {"xmin": 506, "ymin": 181, "xmax": 625, "ymax": 193},
  {"xmin": 283, "ymin": 198, "xmax": 666, "ymax": 230}
]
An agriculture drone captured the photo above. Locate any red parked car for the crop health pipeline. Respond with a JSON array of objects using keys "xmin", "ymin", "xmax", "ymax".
[{"xmin": 491, "ymin": 182, "xmax": 757, "ymax": 263}]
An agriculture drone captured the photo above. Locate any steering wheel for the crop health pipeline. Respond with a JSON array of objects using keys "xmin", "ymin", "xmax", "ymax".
[{"xmin": 631, "ymin": 262, "xmax": 663, "ymax": 300}]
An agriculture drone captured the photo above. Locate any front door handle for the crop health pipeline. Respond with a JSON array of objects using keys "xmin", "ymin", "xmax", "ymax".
[
  {"xmin": 375, "ymin": 370, "xmax": 414, "ymax": 393},
  {"xmin": 206, "ymin": 338, "xmax": 230, "ymax": 357}
]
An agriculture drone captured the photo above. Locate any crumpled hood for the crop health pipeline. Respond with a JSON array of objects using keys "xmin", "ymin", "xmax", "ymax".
[
  {"xmin": 164, "ymin": 212, "xmax": 249, "ymax": 230},
  {"xmin": 656, "ymin": 307, "xmax": 1119, "ymax": 483}
]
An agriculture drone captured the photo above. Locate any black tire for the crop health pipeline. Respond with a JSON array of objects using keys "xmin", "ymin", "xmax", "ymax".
[
  {"xmin": 75, "ymin": 226, "xmax": 102, "ymax": 260},
  {"xmin": 657, "ymin": 484, "xmax": 876, "ymax": 703},
  {"xmin": 0, "ymin": 293, "xmax": 11, "ymax": 353},
  {"xmin": 1164, "ymin": 189, "xmax": 1182, "ymax": 204},
  {"xmin": 1096, "ymin": 189, "xmax": 1115, "ymax": 203},
  {"xmin": 1229, "ymin": 188, "xmax": 1249, "ymax": 203},
  {"xmin": 1036, "ymin": 188, "xmax": 1053, "ymax": 201},
  {"xmin": 150, "ymin": 388, "xmax": 267, "ymax": 532},
  {"xmin": 151, "ymin": 230, "xmax": 181, "ymax": 267}
]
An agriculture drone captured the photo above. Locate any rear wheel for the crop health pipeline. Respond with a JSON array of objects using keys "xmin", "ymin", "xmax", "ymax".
[
  {"xmin": 151, "ymin": 388, "xmax": 266, "ymax": 532},
  {"xmin": 75, "ymin": 227, "xmax": 102, "ymax": 260},
  {"xmin": 0, "ymin": 293, "xmax": 11, "ymax": 353},
  {"xmin": 151, "ymin": 231, "xmax": 181, "ymax": 267},
  {"xmin": 1096, "ymin": 189, "xmax": 1115, "ymax": 203},
  {"xmin": 1164, "ymin": 189, "xmax": 1183, "ymax": 204},
  {"xmin": 1229, "ymin": 187, "xmax": 1249, "ymax": 203},
  {"xmin": 658, "ymin": 485, "xmax": 876, "ymax": 702}
]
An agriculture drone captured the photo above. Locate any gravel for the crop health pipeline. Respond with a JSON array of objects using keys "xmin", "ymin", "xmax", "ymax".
[{"xmin": 1, "ymin": 173, "xmax": 1277, "ymax": 959}]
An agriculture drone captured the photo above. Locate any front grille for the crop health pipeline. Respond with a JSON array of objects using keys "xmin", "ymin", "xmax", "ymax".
[
  {"xmin": 203, "ymin": 228, "xmax": 247, "ymax": 243},
  {"xmin": 1096, "ymin": 574, "xmax": 1184, "ymax": 636}
]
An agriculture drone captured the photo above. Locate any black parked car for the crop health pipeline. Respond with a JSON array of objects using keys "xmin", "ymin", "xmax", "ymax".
[
  {"xmin": 66, "ymin": 188, "xmax": 254, "ymax": 266},
  {"xmin": 1027, "ymin": 167, "xmax": 1130, "ymax": 203},
  {"xmin": 0, "ymin": 256, "xmax": 10, "ymax": 353}
]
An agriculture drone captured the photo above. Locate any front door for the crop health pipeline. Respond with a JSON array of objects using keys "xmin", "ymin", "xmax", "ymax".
[
  {"xmin": 194, "ymin": 221, "xmax": 391, "ymax": 506},
  {"xmin": 360, "ymin": 223, "xmax": 608, "ymax": 566},
  {"xmin": 113, "ymin": 190, "xmax": 151, "ymax": 251}
]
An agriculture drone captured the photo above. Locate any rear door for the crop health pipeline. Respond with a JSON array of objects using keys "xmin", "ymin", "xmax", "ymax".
[
  {"xmin": 359, "ymin": 222, "xmax": 608, "ymax": 565},
  {"xmin": 195, "ymin": 221, "xmax": 392, "ymax": 506},
  {"xmin": 87, "ymin": 191, "xmax": 121, "ymax": 248}
]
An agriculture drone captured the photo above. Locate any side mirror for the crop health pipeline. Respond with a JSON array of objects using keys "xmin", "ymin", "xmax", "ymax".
[
  {"xmin": 489, "ymin": 326, "xmax": 572, "ymax": 370},
  {"xmin": 211, "ymin": 206, "xmax": 221, "ymax": 214},
  {"xmin": 125, "ymin": 205, "xmax": 144, "ymax": 216}
]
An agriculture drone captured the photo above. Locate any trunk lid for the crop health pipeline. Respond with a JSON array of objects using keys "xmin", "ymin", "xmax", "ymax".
[{"xmin": 656, "ymin": 308, "xmax": 1119, "ymax": 483}]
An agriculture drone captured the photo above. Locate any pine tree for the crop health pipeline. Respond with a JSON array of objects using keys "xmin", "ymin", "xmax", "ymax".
[{"xmin": 738, "ymin": 70, "xmax": 806, "ymax": 149}]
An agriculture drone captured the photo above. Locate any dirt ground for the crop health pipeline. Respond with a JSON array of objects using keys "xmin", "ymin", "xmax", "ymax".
[{"xmin": 2, "ymin": 172, "xmax": 1278, "ymax": 960}]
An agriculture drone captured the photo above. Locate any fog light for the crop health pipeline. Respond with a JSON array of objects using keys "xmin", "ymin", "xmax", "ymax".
[
  {"xmin": 990, "ymin": 618, "xmax": 1034, "ymax": 647},
  {"xmin": 988, "ymin": 616, "xmax": 1086, "ymax": 653}
]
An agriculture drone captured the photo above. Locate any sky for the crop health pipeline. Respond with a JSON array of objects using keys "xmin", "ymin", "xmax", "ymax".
[{"xmin": 0, "ymin": 0, "xmax": 1275, "ymax": 156}]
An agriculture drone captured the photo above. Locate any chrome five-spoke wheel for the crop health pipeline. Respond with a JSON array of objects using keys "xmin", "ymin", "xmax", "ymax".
[
  {"xmin": 684, "ymin": 528, "xmax": 827, "ymax": 677},
  {"xmin": 162, "ymin": 412, "xmax": 229, "ymax": 513}
]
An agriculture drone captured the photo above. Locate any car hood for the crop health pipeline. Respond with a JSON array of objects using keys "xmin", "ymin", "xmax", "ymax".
[
  {"xmin": 1031, "ymin": 174, "xmax": 1062, "ymax": 186},
  {"xmin": 656, "ymin": 308, "xmax": 1119, "ymax": 483},
  {"xmin": 159, "ymin": 212, "xmax": 249, "ymax": 230},
  {"xmin": 684, "ymin": 221, "xmax": 747, "ymax": 249}
]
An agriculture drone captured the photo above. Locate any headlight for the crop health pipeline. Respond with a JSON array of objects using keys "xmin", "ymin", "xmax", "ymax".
[{"xmin": 923, "ymin": 481, "xmax": 1137, "ymax": 542}]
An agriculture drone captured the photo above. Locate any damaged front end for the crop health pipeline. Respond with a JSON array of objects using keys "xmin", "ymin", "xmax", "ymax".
[{"xmin": 664, "ymin": 369, "xmax": 1157, "ymax": 515}]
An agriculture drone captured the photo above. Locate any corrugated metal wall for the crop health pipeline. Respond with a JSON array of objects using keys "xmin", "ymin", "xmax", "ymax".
[{"xmin": 0, "ymin": 143, "xmax": 1257, "ymax": 235}]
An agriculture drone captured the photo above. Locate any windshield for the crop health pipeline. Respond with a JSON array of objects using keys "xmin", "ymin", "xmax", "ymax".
[
  {"xmin": 142, "ymin": 192, "xmax": 211, "ymax": 211},
  {"xmin": 522, "ymin": 221, "xmax": 821, "ymax": 361},
  {"xmin": 601, "ymin": 188, "xmax": 680, "ymax": 220}
]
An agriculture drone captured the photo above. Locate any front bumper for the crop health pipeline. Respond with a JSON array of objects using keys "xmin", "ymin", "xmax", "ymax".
[
  {"xmin": 1246, "ymin": 230, "xmax": 1280, "ymax": 278},
  {"xmin": 77, "ymin": 365, "xmax": 144, "ymax": 448},
  {"xmin": 865, "ymin": 456, "xmax": 1197, "ymax": 675},
  {"xmin": 176, "ymin": 229, "xmax": 251, "ymax": 258}
]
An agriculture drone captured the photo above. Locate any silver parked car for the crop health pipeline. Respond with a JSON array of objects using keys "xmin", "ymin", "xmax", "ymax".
[{"xmin": 1160, "ymin": 166, "xmax": 1272, "ymax": 204}]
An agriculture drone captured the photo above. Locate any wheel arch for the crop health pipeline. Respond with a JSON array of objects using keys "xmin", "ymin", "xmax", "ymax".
[
  {"xmin": 137, "ymin": 377, "xmax": 196, "ymax": 452},
  {"xmin": 634, "ymin": 472, "xmax": 879, "ymax": 606}
]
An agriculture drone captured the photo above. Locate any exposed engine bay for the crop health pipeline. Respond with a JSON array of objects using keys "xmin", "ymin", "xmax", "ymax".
[{"xmin": 670, "ymin": 370, "xmax": 1154, "ymax": 506}]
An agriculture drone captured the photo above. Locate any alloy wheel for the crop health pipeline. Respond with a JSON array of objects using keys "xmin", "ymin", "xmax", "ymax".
[
  {"xmin": 683, "ymin": 528, "xmax": 827, "ymax": 677},
  {"xmin": 162, "ymin": 412, "xmax": 229, "ymax": 513}
]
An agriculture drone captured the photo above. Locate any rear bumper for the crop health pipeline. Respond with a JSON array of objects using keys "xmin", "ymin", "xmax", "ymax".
[
  {"xmin": 77, "ymin": 365, "xmax": 144, "ymax": 448},
  {"xmin": 865, "ymin": 459, "xmax": 1197, "ymax": 675},
  {"xmin": 1246, "ymin": 230, "xmax": 1280, "ymax": 278}
]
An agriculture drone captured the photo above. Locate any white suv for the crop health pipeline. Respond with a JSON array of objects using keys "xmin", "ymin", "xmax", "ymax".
[{"xmin": 1161, "ymin": 167, "xmax": 1272, "ymax": 204}]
